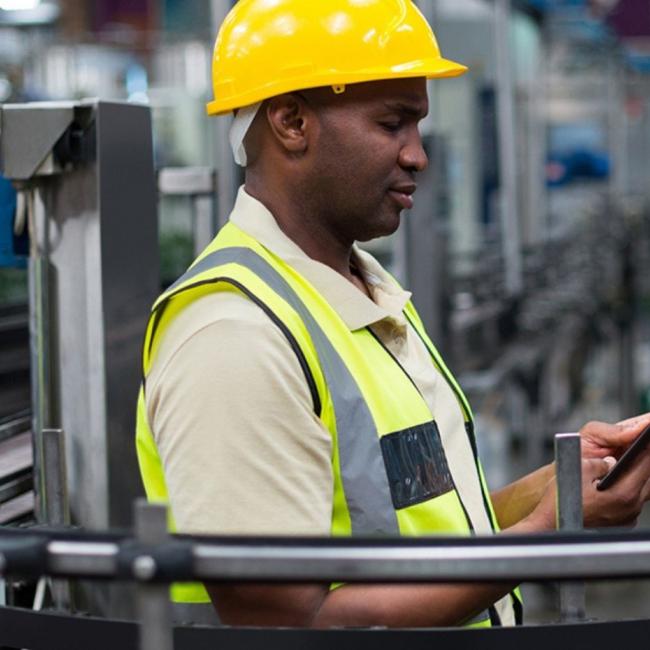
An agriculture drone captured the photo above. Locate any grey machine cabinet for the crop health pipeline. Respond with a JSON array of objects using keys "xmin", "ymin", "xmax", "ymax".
[{"xmin": 0, "ymin": 100, "xmax": 160, "ymax": 614}]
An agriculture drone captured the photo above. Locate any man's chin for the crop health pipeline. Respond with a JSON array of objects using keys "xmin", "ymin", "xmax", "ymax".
[{"xmin": 357, "ymin": 213, "xmax": 402, "ymax": 243}]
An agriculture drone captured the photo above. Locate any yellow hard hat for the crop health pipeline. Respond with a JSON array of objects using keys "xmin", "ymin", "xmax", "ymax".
[{"xmin": 206, "ymin": 0, "xmax": 468, "ymax": 116}]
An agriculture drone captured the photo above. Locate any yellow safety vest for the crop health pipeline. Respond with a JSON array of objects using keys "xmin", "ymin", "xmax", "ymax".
[{"xmin": 136, "ymin": 221, "xmax": 522, "ymax": 626}]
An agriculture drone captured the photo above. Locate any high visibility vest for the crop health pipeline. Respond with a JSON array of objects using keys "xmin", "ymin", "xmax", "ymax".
[{"xmin": 136, "ymin": 221, "xmax": 522, "ymax": 626}]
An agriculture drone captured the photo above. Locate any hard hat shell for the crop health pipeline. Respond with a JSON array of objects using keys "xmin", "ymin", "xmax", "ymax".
[{"xmin": 207, "ymin": 0, "xmax": 468, "ymax": 116}]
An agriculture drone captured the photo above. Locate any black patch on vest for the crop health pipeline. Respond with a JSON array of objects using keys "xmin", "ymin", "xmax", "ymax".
[{"xmin": 380, "ymin": 421, "xmax": 454, "ymax": 510}]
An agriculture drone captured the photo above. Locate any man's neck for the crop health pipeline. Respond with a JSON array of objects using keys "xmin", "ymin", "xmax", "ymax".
[{"xmin": 244, "ymin": 181, "xmax": 356, "ymax": 283}]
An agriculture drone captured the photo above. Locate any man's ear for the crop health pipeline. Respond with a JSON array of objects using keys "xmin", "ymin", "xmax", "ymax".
[{"xmin": 265, "ymin": 94, "xmax": 312, "ymax": 156}]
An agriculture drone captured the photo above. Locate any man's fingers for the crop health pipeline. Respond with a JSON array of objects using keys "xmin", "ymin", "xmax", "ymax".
[
  {"xmin": 616, "ymin": 412, "xmax": 650, "ymax": 430},
  {"xmin": 583, "ymin": 418, "xmax": 648, "ymax": 451},
  {"xmin": 585, "ymin": 457, "xmax": 615, "ymax": 484}
]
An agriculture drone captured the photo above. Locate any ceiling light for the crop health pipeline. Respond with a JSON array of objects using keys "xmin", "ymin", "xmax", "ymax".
[{"xmin": 0, "ymin": 0, "xmax": 42, "ymax": 11}]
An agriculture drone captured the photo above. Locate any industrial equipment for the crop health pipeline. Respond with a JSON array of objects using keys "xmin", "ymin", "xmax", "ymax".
[{"xmin": 0, "ymin": 99, "xmax": 160, "ymax": 616}]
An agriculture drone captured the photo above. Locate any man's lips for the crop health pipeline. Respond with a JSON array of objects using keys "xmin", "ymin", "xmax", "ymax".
[{"xmin": 388, "ymin": 184, "xmax": 417, "ymax": 210}]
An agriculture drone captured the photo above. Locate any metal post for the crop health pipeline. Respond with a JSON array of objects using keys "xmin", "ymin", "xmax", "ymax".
[
  {"xmin": 134, "ymin": 500, "xmax": 173, "ymax": 650},
  {"xmin": 42, "ymin": 428, "xmax": 72, "ymax": 610},
  {"xmin": 608, "ymin": 58, "xmax": 627, "ymax": 197},
  {"xmin": 42, "ymin": 429, "xmax": 70, "ymax": 527},
  {"xmin": 28, "ymin": 256, "xmax": 50, "ymax": 522},
  {"xmin": 554, "ymin": 433, "xmax": 586, "ymax": 622},
  {"xmin": 192, "ymin": 195, "xmax": 217, "ymax": 257},
  {"xmin": 494, "ymin": 0, "xmax": 523, "ymax": 296},
  {"xmin": 525, "ymin": 56, "xmax": 546, "ymax": 247},
  {"xmin": 211, "ymin": 0, "xmax": 239, "ymax": 227},
  {"xmin": 25, "ymin": 183, "xmax": 57, "ymax": 524}
]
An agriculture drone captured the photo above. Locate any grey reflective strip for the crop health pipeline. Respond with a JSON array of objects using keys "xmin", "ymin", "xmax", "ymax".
[
  {"xmin": 465, "ymin": 609, "xmax": 491, "ymax": 626},
  {"xmin": 167, "ymin": 247, "xmax": 399, "ymax": 536}
]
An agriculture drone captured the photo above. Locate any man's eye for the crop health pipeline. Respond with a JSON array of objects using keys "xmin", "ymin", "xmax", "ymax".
[{"xmin": 380, "ymin": 122, "xmax": 401, "ymax": 133}]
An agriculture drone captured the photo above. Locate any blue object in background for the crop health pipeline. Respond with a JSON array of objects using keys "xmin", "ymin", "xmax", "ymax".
[
  {"xmin": 0, "ymin": 175, "xmax": 28, "ymax": 269},
  {"xmin": 546, "ymin": 122, "xmax": 611, "ymax": 188}
]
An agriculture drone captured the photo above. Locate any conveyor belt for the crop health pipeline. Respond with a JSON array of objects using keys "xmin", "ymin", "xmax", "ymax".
[
  {"xmin": 0, "ymin": 411, "xmax": 30, "ymax": 444},
  {"xmin": 0, "ymin": 428, "xmax": 34, "ymax": 525},
  {"xmin": 0, "ymin": 491, "xmax": 34, "ymax": 525},
  {"xmin": 0, "ymin": 303, "xmax": 34, "ymax": 524},
  {"xmin": 0, "ymin": 303, "xmax": 30, "ymax": 419},
  {"xmin": 0, "ymin": 431, "xmax": 32, "ymax": 481}
]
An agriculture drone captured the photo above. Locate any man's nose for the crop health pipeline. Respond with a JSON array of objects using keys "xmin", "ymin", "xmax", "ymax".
[{"xmin": 399, "ymin": 130, "xmax": 429, "ymax": 173}]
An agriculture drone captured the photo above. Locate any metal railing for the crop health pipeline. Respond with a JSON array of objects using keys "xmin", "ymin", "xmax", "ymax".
[
  {"xmin": 3, "ymin": 523, "xmax": 650, "ymax": 585},
  {"xmin": 2, "ymin": 512, "xmax": 650, "ymax": 650}
]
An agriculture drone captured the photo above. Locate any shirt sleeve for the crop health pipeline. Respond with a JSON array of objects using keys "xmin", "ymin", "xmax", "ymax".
[{"xmin": 145, "ymin": 291, "xmax": 333, "ymax": 536}]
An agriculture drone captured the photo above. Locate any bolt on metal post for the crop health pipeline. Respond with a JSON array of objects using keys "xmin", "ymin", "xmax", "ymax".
[
  {"xmin": 554, "ymin": 433, "xmax": 586, "ymax": 622},
  {"xmin": 134, "ymin": 500, "xmax": 174, "ymax": 650}
]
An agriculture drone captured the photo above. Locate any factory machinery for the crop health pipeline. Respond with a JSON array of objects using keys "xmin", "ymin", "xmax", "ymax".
[
  {"xmin": 0, "ymin": 302, "xmax": 31, "ymax": 525},
  {"xmin": 1, "ymin": 101, "xmax": 650, "ymax": 648}
]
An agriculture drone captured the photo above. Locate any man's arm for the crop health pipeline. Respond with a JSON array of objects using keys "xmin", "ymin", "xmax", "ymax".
[
  {"xmin": 208, "ymin": 528, "xmax": 530, "ymax": 627},
  {"xmin": 490, "ymin": 463, "xmax": 554, "ymax": 530},
  {"xmin": 208, "ymin": 515, "xmax": 540, "ymax": 627},
  {"xmin": 207, "ymin": 579, "xmax": 520, "ymax": 628},
  {"xmin": 209, "ymin": 447, "xmax": 650, "ymax": 628}
]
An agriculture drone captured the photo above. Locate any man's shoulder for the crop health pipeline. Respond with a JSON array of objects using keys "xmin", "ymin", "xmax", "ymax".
[
  {"xmin": 148, "ymin": 290, "xmax": 277, "ymax": 388},
  {"xmin": 163, "ymin": 289, "xmax": 268, "ymax": 345}
]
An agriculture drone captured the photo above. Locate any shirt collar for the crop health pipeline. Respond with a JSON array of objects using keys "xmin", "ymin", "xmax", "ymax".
[{"xmin": 229, "ymin": 187, "xmax": 412, "ymax": 331}]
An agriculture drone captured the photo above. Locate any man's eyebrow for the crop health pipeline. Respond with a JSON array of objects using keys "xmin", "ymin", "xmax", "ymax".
[{"xmin": 382, "ymin": 101, "xmax": 428, "ymax": 118}]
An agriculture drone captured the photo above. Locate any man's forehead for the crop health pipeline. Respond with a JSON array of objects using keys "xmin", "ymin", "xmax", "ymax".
[
  {"xmin": 349, "ymin": 77, "xmax": 426, "ymax": 97},
  {"xmin": 382, "ymin": 94, "xmax": 429, "ymax": 116},
  {"xmin": 297, "ymin": 77, "xmax": 428, "ymax": 118}
]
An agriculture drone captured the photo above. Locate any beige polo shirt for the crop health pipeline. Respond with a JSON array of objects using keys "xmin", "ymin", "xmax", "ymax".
[{"xmin": 147, "ymin": 187, "xmax": 514, "ymax": 624}]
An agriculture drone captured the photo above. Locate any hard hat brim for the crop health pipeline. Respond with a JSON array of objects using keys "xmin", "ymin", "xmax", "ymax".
[{"xmin": 205, "ymin": 57, "xmax": 468, "ymax": 116}]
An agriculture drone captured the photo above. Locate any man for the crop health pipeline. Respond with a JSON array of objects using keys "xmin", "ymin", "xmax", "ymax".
[{"xmin": 136, "ymin": 0, "xmax": 650, "ymax": 628}]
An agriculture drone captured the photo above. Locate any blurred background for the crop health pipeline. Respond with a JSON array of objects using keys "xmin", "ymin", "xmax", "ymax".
[{"xmin": 1, "ymin": 0, "xmax": 650, "ymax": 625}]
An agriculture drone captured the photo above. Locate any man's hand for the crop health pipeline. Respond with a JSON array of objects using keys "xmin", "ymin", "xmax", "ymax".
[
  {"xmin": 580, "ymin": 414, "xmax": 650, "ymax": 460},
  {"xmin": 493, "ymin": 413, "xmax": 650, "ymax": 530},
  {"xmin": 524, "ymin": 414, "xmax": 650, "ymax": 531}
]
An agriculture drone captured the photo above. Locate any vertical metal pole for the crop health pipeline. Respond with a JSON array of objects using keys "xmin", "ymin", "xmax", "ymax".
[
  {"xmin": 211, "ymin": 0, "xmax": 238, "ymax": 227},
  {"xmin": 494, "ymin": 0, "xmax": 523, "ymax": 296},
  {"xmin": 29, "ymin": 256, "xmax": 50, "ymax": 523},
  {"xmin": 608, "ymin": 59, "xmax": 627, "ymax": 198},
  {"xmin": 42, "ymin": 428, "xmax": 72, "ymax": 610},
  {"xmin": 525, "ymin": 59, "xmax": 546, "ymax": 247},
  {"xmin": 554, "ymin": 433, "xmax": 586, "ymax": 622},
  {"xmin": 42, "ymin": 429, "xmax": 70, "ymax": 527},
  {"xmin": 192, "ymin": 194, "xmax": 217, "ymax": 257},
  {"xmin": 26, "ymin": 185, "xmax": 57, "ymax": 524},
  {"xmin": 135, "ymin": 500, "xmax": 174, "ymax": 650}
]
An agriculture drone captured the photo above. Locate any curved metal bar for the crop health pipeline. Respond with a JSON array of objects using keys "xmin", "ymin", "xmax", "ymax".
[
  {"xmin": 23, "ymin": 535, "xmax": 650, "ymax": 583},
  {"xmin": 190, "ymin": 538, "xmax": 650, "ymax": 582},
  {"xmin": 2, "ymin": 527, "xmax": 650, "ymax": 583}
]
